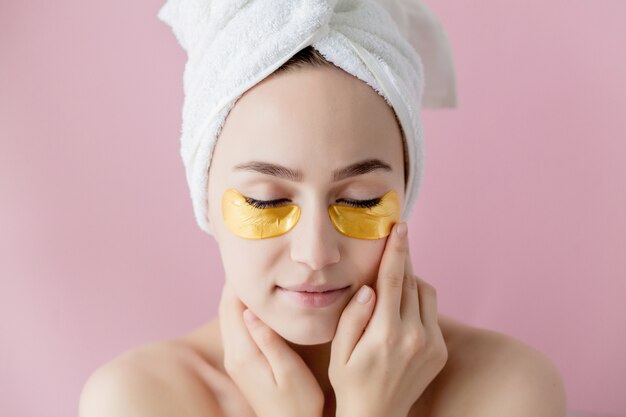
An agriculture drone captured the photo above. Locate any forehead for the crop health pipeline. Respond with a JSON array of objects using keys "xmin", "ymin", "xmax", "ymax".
[{"xmin": 212, "ymin": 65, "xmax": 404, "ymax": 174}]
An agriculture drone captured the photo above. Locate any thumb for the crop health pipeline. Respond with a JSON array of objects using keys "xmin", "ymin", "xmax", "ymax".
[
  {"xmin": 331, "ymin": 285, "xmax": 375, "ymax": 365},
  {"xmin": 243, "ymin": 309, "xmax": 310, "ymax": 386}
]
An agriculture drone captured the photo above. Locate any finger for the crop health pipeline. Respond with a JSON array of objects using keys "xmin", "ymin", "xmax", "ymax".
[
  {"xmin": 404, "ymin": 247, "xmax": 415, "ymax": 277},
  {"xmin": 331, "ymin": 285, "xmax": 376, "ymax": 365},
  {"xmin": 373, "ymin": 222, "xmax": 408, "ymax": 323},
  {"xmin": 400, "ymin": 273, "xmax": 421, "ymax": 323},
  {"xmin": 218, "ymin": 282, "xmax": 265, "ymax": 367},
  {"xmin": 400, "ymin": 238, "xmax": 421, "ymax": 322},
  {"xmin": 415, "ymin": 277, "xmax": 438, "ymax": 329},
  {"xmin": 243, "ymin": 309, "xmax": 310, "ymax": 386}
]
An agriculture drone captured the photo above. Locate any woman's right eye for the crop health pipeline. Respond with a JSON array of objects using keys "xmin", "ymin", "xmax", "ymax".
[{"xmin": 244, "ymin": 197, "xmax": 291, "ymax": 209}]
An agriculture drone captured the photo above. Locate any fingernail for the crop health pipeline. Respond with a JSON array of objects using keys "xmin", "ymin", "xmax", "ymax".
[
  {"xmin": 356, "ymin": 285, "xmax": 372, "ymax": 304},
  {"xmin": 243, "ymin": 309, "xmax": 258, "ymax": 324},
  {"xmin": 396, "ymin": 222, "xmax": 407, "ymax": 237}
]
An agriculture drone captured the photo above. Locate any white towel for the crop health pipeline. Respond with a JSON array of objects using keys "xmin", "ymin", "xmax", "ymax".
[{"xmin": 157, "ymin": 0, "xmax": 457, "ymax": 235}]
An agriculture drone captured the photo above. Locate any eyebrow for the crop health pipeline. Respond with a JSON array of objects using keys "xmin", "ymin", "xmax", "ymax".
[{"xmin": 233, "ymin": 158, "xmax": 392, "ymax": 182}]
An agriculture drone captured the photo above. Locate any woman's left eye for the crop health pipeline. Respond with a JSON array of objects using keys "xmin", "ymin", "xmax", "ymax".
[
  {"xmin": 336, "ymin": 197, "xmax": 382, "ymax": 209},
  {"xmin": 244, "ymin": 196, "xmax": 382, "ymax": 209}
]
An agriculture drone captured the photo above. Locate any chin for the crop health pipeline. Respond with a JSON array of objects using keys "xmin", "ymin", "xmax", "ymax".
[
  {"xmin": 273, "ymin": 318, "xmax": 337, "ymax": 345},
  {"xmin": 282, "ymin": 332, "xmax": 333, "ymax": 346}
]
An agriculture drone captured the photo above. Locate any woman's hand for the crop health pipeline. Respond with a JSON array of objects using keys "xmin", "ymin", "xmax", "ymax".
[
  {"xmin": 218, "ymin": 281, "xmax": 325, "ymax": 417},
  {"xmin": 329, "ymin": 222, "xmax": 449, "ymax": 417}
]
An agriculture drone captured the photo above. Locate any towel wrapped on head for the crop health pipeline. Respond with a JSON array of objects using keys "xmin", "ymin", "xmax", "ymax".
[{"xmin": 157, "ymin": 0, "xmax": 457, "ymax": 235}]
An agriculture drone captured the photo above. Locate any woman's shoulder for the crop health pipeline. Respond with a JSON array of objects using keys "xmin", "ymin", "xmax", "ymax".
[
  {"xmin": 78, "ymin": 326, "xmax": 249, "ymax": 417},
  {"xmin": 78, "ymin": 315, "xmax": 566, "ymax": 417},
  {"xmin": 420, "ymin": 314, "xmax": 567, "ymax": 417}
]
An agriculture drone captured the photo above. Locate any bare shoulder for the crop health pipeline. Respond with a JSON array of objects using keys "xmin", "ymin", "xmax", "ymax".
[
  {"xmin": 78, "ymin": 339, "xmax": 226, "ymax": 417},
  {"xmin": 423, "ymin": 315, "xmax": 567, "ymax": 417}
]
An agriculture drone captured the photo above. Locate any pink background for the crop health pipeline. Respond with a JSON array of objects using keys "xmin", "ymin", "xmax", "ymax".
[{"xmin": 1, "ymin": 1, "xmax": 625, "ymax": 416}]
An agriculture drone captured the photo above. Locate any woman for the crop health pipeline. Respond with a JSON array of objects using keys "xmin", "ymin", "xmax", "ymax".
[{"xmin": 79, "ymin": 4, "xmax": 567, "ymax": 417}]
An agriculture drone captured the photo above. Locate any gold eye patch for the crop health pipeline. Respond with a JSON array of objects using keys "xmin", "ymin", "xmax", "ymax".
[
  {"xmin": 328, "ymin": 190, "xmax": 401, "ymax": 240},
  {"xmin": 222, "ymin": 188, "xmax": 301, "ymax": 239},
  {"xmin": 222, "ymin": 188, "xmax": 400, "ymax": 240}
]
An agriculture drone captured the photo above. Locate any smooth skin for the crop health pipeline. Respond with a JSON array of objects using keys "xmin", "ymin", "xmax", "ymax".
[
  {"xmin": 218, "ymin": 222, "xmax": 447, "ymax": 417},
  {"xmin": 79, "ymin": 64, "xmax": 567, "ymax": 417},
  {"xmin": 219, "ymin": 279, "xmax": 325, "ymax": 417},
  {"xmin": 330, "ymin": 223, "xmax": 447, "ymax": 417}
]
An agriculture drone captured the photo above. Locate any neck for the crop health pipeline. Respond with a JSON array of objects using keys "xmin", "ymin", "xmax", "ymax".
[{"xmin": 286, "ymin": 340, "xmax": 336, "ymax": 415}]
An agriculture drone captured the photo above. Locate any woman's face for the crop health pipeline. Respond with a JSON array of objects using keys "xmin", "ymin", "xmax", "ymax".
[{"xmin": 207, "ymin": 64, "xmax": 406, "ymax": 345}]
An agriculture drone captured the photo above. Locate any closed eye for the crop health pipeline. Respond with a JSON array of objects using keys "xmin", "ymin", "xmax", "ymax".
[
  {"xmin": 244, "ymin": 196, "xmax": 382, "ymax": 210},
  {"xmin": 335, "ymin": 198, "xmax": 382, "ymax": 209}
]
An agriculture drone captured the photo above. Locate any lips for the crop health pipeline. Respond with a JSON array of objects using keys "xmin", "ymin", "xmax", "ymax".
[
  {"xmin": 277, "ymin": 283, "xmax": 350, "ymax": 293},
  {"xmin": 276, "ymin": 285, "xmax": 350, "ymax": 308}
]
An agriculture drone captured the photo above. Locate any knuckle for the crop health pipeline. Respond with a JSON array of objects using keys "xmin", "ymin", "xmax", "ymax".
[
  {"xmin": 373, "ymin": 329, "xmax": 398, "ymax": 351},
  {"xmin": 401, "ymin": 334, "xmax": 422, "ymax": 356},
  {"xmin": 428, "ymin": 336, "xmax": 448, "ymax": 363},
  {"xmin": 413, "ymin": 331, "xmax": 427, "ymax": 352},
  {"xmin": 402, "ymin": 329, "xmax": 427, "ymax": 356},
  {"xmin": 404, "ymin": 274, "xmax": 417, "ymax": 290},
  {"xmin": 440, "ymin": 344, "xmax": 449, "ymax": 364},
  {"xmin": 383, "ymin": 272, "xmax": 404, "ymax": 288},
  {"xmin": 434, "ymin": 343, "xmax": 449, "ymax": 368}
]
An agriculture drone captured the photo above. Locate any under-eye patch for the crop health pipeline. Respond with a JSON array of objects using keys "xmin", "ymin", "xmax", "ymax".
[
  {"xmin": 222, "ymin": 188, "xmax": 300, "ymax": 239},
  {"xmin": 328, "ymin": 190, "xmax": 401, "ymax": 240},
  {"xmin": 222, "ymin": 188, "xmax": 401, "ymax": 240}
]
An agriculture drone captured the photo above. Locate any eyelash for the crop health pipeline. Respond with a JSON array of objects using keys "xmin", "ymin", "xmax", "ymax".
[{"xmin": 244, "ymin": 196, "xmax": 383, "ymax": 210}]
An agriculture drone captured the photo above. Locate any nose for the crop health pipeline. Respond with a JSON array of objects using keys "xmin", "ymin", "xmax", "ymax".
[{"xmin": 290, "ymin": 204, "xmax": 341, "ymax": 271}]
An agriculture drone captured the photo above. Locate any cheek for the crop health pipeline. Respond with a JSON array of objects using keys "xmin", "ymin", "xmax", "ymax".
[
  {"xmin": 344, "ymin": 238, "xmax": 388, "ymax": 287},
  {"xmin": 219, "ymin": 238, "xmax": 280, "ymax": 302},
  {"xmin": 221, "ymin": 241, "xmax": 265, "ymax": 279}
]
